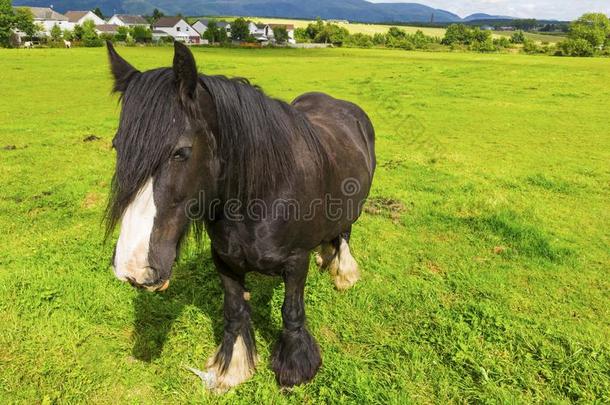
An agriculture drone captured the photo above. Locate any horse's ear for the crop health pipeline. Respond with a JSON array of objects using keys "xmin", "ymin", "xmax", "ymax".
[
  {"xmin": 173, "ymin": 41, "xmax": 199, "ymax": 102},
  {"xmin": 106, "ymin": 40, "xmax": 139, "ymax": 93}
]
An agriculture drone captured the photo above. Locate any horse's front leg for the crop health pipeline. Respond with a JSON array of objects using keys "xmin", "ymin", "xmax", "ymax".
[
  {"xmin": 205, "ymin": 249, "xmax": 257, "ymax": 392},
  {"xmin": 271, "ymin": 252, "xmax": 322, "ymax": 387}
]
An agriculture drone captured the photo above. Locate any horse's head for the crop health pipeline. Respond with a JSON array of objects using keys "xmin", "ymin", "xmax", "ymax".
[{"xmin": 105, "ymin": 42, "xmax": 217, "ymax": 291}]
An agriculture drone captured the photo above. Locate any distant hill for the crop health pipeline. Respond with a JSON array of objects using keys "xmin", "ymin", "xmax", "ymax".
[
  {"xmin": 13, "ymin": 0, "xmax": 462, "ymax": 23},
  {"xmin": 464, "ymin": 13, "xmax": 516, "ymax": 21}
]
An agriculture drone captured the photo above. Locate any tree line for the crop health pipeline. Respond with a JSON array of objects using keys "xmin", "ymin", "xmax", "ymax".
[{"xmin": 295, "ymin": 14, "xmax": 610, "ymax": 57}]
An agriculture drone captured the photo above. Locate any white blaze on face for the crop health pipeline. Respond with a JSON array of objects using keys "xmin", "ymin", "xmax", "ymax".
[{"xmin": 113, "ymin": 177, "xmax": 157, "ymax": 284}]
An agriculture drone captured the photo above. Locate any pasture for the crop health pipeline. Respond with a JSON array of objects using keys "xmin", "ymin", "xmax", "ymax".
[{"xmin": 0, "ymin": 47, "xmax": 609, "ymax": 403}]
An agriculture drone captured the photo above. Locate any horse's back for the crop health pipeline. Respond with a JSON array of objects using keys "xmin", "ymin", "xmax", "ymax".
[{"xmin": 292, "ymin": 92, "xmax": 375, "ymax": 173}]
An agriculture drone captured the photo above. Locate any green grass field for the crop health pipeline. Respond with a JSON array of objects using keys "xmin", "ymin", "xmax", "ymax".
[{"xmin": 0, "ymin": 47, "xmax": 609, "ymax": 403}]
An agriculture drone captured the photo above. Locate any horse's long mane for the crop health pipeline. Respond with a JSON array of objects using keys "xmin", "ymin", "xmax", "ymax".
[
  {"xmin": 200, "ymin": 74, "xmax": 328, "ymax": 201},
  {"xmin": 106, "ymin": 68, "xmax": 328, "ymax": 235}
]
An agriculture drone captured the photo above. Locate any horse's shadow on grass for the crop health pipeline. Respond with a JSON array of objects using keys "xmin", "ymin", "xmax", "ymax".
[{"xmin": 131, "ymin": 252, "xmax": 283, "ymax": 362}]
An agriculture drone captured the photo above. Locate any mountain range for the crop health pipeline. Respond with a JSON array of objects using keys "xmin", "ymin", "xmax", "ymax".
[
  {"xmin": 12, "ymin": 0, "xmax": 513, "ymax": 23},
  {"xmin": 464, "ymin": 13, "xmax": 516, "ymax": 22}
]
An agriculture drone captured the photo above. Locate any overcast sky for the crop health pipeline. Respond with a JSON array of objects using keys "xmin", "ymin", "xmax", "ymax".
[{"xmin": 367, "ymin": 0, "xmax": 610, "ymax": 20}]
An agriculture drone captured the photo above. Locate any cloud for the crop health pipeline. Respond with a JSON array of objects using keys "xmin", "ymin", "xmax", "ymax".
[{"xmin": 367, "ymin": 0, "xmax": 610, "ymax": 20}]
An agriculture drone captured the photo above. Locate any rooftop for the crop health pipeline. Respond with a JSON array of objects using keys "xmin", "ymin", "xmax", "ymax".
[
  {"xmin": 65, "ymin": 10, "xmax": 91, "ymax": 23},
  {"xmin": 154, "ymin": 16, "xmax": 183, "ymax": 27},
  {"xmin": 113, "ymin": 14, "xmax": 148, "ymax": 25},
  {"xmin": 21, "ymin": 7, "xmax": 67, "ymax": 21}
]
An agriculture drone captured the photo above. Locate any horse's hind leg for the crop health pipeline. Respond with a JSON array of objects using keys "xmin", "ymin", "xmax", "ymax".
[{"xmin": 315, "ymin": 227, "xmax": 360, "ymax": 290}]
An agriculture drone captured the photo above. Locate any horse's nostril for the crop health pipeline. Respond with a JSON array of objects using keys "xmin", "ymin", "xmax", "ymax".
[{"xmin": 146, "ymin": 266, "xmax": 160, "ymax": 279}]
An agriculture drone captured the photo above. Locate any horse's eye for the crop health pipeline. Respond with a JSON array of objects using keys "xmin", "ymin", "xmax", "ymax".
[{"xmin": 172, "ymin": 147, "xmax": 192, "ymax": 162}]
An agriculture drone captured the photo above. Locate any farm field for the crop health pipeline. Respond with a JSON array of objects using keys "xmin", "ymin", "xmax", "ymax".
[
  {"xmin": 0, "ymin": 47, "xmax": 609, "ymax": 403},
  {"xmin": 494, "ymin": 30, "xmax": 566, "ymax": 44}
]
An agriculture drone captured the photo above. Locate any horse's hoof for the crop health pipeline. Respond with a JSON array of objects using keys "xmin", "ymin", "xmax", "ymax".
[
  {"xmin": 329, "ymin": 240, "xmax": 360, "ymax": 290},
  {"xmin": 271, "ymin": 328, "xmax": 322, "ymax": 387},
  {"xmin": 332, "ymin": 266, "xmax": 360, "ymax": 290},
  {"xmin": 204, "ymin": 336, "xmax": 256, "ymax": 392}
]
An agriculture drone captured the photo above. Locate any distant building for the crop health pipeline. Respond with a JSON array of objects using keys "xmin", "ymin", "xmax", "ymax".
[
  {"xmin": 153, "ymin": 17, "xmax": 200, "ymax": 43},
  {"xmin": 107, "ymin": 14, "xmax": 149, "ymax": 27},
  {"xmin": 248, "ymin": 22, "xmax": 271, "ymax": 42},
  {"xmin": 192, "ymin": 19, "xmax": 208, "ymax": 34},
  {"xmin": 192, "ymin": 19, "xmax": 231, "ymax": 37},
  {"xmin": 152, "ymin": 29, "xmax": 170, "ymax": 41},
  {"xmin": 217, "ymin": 21, "xmax": 231, "ymax": 35},
  {"xmin": 268, "ymin": 24, "xmax": 296, "ymax": 44},
  {"xmin": 23, "ymin": 7, "xmax": 69, "ymax": 34},
  {"xmin": 64, "ymin": 10, "xmax": 105, "ymax": 28},
  {"xmin": 95, "ymin": 24, "xmax": 120, "ymax": 35},
  {"xmin": 481, "ymin": 25, "xmax": 495, "ymax": 31}
]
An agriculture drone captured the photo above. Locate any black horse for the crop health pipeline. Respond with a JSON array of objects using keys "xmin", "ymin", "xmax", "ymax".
[{"xmin": 106, "ymin": 41, "xmax": 375, "ymax": 391}]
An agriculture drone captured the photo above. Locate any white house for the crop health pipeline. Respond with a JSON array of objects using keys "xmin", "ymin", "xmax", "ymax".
[
  {"xmin": 268, "ymin": 24, "xmax": 296, "ymax": 44},
  {"xmin": 107, "ymin": 14, "xmax": 149, "ymax": 27},
  {"xmin": 64, "ymin": 10, "xmax": 105, "ymax": 28},
  {"xmin": 248, "ymin": 22, "xmax": 271, "ymax": 42},
  {"xmin": 24, "ymin": 7, "xmax": 69, "ymax": 34},
  {"xmin": 153, "ymin": 17, "xmax": 200, "ymax": 44}
]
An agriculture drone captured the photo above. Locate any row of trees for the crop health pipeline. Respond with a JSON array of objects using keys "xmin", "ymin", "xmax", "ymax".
[
  {"xmin": 295, "ymin": 19, "xmax": 514, "ymax": 52},
  {"xmin": 47, "ymin": 20, "xmax": 103, "ymax": 46},
  {"xmin": 46, "ymin": 21, "xmax": 154, "ymax": 47},
  {"xmin": 295, "ymin": 13, "xmax": 610, "ymax": 58},
  {"xmin": 295, "ymin": 20, "xmax": 508, "ymax": 52},
  {"xmin": 295, "ymin": 18, "xmax": 350, "ymax": 45}
]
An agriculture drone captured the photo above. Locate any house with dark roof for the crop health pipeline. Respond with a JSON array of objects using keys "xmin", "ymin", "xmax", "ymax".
[
  {"xmin": 192, "ymin": 19, "xmax": 231, "ymax": 37},
  {"xmin": 107, "ymin": 14, "xmax": 149, "ymax": 27},
  {"xmin": 65, "ymin": 10, "xmax": 105, "ymax": 27},
  {"xmin": 192, "ymin": 19, "xmax": 208, "ymax": 35},
  {"xmin": 152, "ymin": 17, "xmax": 200, "ymax": 43}
]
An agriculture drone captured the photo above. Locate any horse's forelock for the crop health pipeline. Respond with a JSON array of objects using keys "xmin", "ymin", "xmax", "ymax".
[{"xmin": 105, "ymin": 68, "xmax": 186, "ymax": 236}]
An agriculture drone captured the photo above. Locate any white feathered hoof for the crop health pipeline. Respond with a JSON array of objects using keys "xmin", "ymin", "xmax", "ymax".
[
  {"xmin": 204, "ymin": 336, "xmax": 256, "ymax": 393},
  {"xmin": 329, "ymin": 239, "xmax": 360, "ymax": 290}
]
